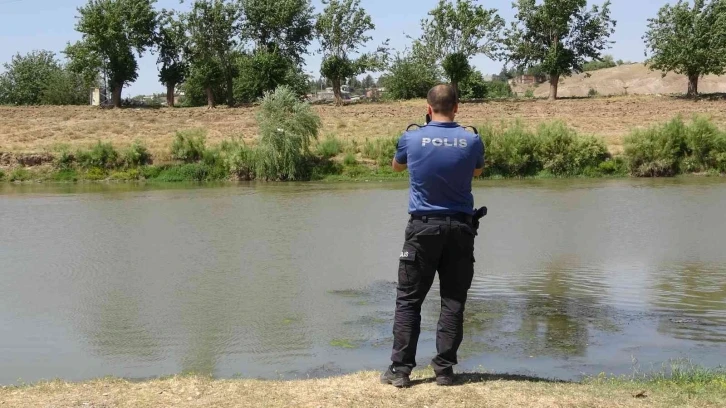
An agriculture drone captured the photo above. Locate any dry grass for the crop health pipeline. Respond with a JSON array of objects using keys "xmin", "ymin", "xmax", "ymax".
[
  {"xmin": 1, "ymin": 371, "xmax": 724, "ymax": 408},
  {"xmin": 2, "ymin": 95, "xmax": 726, "ymax": 157}
]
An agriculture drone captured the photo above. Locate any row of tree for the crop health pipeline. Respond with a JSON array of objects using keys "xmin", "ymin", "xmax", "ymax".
[{"xmin": 2, "ymin": 0, "xmax": 725, "ymax": 107}]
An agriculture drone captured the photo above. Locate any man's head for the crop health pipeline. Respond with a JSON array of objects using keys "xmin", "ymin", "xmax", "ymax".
[{"xmin": 427, "ymin": 84, "xmax": 458, "ymax": 122}]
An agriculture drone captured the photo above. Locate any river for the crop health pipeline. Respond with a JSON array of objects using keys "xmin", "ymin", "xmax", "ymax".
[{"xmin": 1, "ymin": 178, "xmax": 725, "ymax": 384}]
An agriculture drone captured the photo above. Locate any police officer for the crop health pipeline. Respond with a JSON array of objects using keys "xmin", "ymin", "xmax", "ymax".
[{"xmin": 381, "ymin": 84, "xmax": 484, "ymax": 388}]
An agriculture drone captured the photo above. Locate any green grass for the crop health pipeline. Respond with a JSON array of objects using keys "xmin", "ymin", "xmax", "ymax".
[{"xmin": 329, "ymin": 338, "xmax": 358, "ymax": 349}]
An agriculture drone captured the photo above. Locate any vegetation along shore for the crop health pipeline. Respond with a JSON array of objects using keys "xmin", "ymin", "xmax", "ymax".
[
  {"xmin": 2, "ymin": 365, "xmax": 726, "ymax": 408},
  {"xmin": 1, "ymin": 92, "xmax": 726, "ymax": 184}
]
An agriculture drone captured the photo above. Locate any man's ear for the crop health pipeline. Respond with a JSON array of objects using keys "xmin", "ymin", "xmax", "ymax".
[
  {"xmin": 427, "ymin": 105, "xmax": 434, "ymax": 116},
  {"xmin": 453, "ymin": 104, "xmax": 459, "ymax": 115}
]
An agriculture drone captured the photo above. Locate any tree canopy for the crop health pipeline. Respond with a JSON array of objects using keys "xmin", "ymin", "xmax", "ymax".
[
  {"xmin": 65, "ymin": 0, "xmax": 158, "ymax": 107},
  {"xmin": 0, "ymin": 51, "xmax": 88, "ymax": 105},
  {"xmin": 644, "ymin": 0, "xmax": 726, "ymax": 97},
  {"xmin": 503, "ymin": 0, "xmax": 616, "ymax": 100},
  {"xmin": 417, "ymin": 0, "xmax": 503, "ymax": 96},
  {"xmin": 315, "ymin": 0, "xmax": 388, "ymax": 104}
]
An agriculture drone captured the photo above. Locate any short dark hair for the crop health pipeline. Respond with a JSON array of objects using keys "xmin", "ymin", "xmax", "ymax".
[{"xmin": 427, "ymin": 84, "xmax": 458, "ymax": 115}]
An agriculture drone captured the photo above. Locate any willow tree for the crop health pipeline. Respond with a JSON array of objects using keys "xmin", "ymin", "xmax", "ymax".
[
  {"xmin": 644, "ymin": 0, "xmax": 726, "ymax": 97},
  {"xmin": 65, "ymin": 0, "xmax": 158, "ymax": 108},
  {"xmin": 315, "ymin": 0, "xmax": 388, "ymax": 105},
  {"xmin": 418, "ymin": 0, "xmax": 504, "ymax": 98},
  {"xmin": 503, "ymin": 0, "xmax": 616, "ymax": 100}
]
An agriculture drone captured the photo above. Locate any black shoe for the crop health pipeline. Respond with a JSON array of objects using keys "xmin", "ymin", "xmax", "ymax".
[
  {"xmin": 435, "ymin": 367, "xmax": 455, "ymax": 386},
  {"xmin": 380, "ymin": 365, "xmax": 411, "ymax": 388}
]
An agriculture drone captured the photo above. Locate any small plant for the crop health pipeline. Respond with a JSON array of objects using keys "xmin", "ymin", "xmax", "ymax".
[
  {"xmin": 56, "ymin": 149, "xmax": 75, "ymax": 170},
  {"xmin": 0, "ymin": 169, "xmax": 6, "ymax": 181},
  {"xmin": 223, "ymin": 141, "xmax": 256, "ymax": 180},
  {"xmin": 76, "ymin": 142, "xmax": 119, "ymax": 169},
  {"xmin": 343, "ymin": 152, "xmax": 357, "ymax": 166},
  {"xmin": 524, "ymin": 89, "xmax": 535, "ymax": 98},
  {"xmin": 171, "ymin": 129, "xmax": 207, "ymax": 163},
  {"xmin": 316, "ymin": 135, "xmax": 343, "ymax": 158},
  {"xmin": 362, "ymin": 137, "xmax": 398, "ymax": 167},
  {"xmin": 588, "ymin": 88, "xmax": 599, "ymax": 97},
  {"xmin": 122, "ymin": 141, "xmax": 152, "ymax": 168},
  {"xmin": 9, "ymin": 168, "xmax": 33, "ymax": 181}
]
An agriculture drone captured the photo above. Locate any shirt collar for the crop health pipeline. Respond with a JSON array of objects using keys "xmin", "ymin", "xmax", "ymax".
[{"xmin": 427, "ymin": 121, "xmax": 459, "ymax": 128}]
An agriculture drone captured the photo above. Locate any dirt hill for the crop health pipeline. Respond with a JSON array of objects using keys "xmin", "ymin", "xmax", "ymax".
[{"xmin": 517, "ymin": 64, "xmax": 726, "ymax": 98}]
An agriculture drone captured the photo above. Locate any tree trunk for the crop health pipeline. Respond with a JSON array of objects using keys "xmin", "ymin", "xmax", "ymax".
[
  {"xmin": 206, "ymin": 87, "xmax": 215, "ymax": 109},
  {"xmin": 548, "ymin": 74, "xmax": 559, "ymax": 101},
  {"xmin": 451, "ymin": 81, "xmax": 460, "ymax": 102},
  {"xmin": 333, "ymin": 77, "xmax": 342, "ymax": 106},
  {"xmin": 166, "ymin": 83, "xmax": 176, "ymax": 107},
  {"xmin": 687, "ymin": 74, "xmax": 699, "ymax": 98},
  {"xmin": 226, "ymin": 76, "xmax": 234, "ymax": 107},
  {"xmin": 112, "ymin": 84, "xmax": 122, "ymax": 108}
]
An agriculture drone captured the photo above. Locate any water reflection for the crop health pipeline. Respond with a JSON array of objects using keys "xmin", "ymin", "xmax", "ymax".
[{"xmin": 651, "ymin": 263, "xmax": 726, "ymax": 343}]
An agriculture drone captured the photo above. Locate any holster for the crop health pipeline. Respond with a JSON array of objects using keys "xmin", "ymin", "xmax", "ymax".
[{"xmin": 472, "ymin": 206, "xmax": 487, "ymax": 235}]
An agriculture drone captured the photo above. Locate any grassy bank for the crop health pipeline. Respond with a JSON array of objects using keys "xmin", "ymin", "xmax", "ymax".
[
  {"xmin": 2, "ymin": 366, "xmax": 725, "ymax": 408},
  {"xmin": 1, "ymin": 116, "xmax": 725, "ymax": 183}
]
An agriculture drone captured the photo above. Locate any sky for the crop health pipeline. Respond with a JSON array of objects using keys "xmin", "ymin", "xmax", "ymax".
[{"xmin": 0, "ymin": 0, "xmax": 672, "ymax": 96}]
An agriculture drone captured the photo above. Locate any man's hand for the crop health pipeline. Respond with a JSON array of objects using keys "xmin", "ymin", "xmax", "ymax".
[
  {"xmin": 473, "ymin": 168, "xmax": 483, "ymax": 177},
  {"xmin": 392, "ymin": 158, "xmax": 408, "ymax": 172}
]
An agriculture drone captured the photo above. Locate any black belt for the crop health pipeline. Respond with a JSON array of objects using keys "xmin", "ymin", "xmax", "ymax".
[{"xmin": 410, "ymin": 213, "xmax": 473, "ymax": 224}]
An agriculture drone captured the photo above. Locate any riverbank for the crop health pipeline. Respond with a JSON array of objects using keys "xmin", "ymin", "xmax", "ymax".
[
  {"xmin": 1, "ymin": 115, "xmax": 725, "ymax": 183},
  {"xmin": 2, "ymin": 368, "xmax": 725, "ymax": 408}
]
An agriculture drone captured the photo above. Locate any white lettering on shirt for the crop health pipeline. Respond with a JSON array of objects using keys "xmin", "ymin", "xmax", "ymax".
[{"xmin": 421, "ymin": 138, "xmax": 468, "ymax": 148}]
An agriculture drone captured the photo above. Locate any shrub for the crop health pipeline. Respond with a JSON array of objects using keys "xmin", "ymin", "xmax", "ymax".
[
  {"xmin": 9, "ymin": 168, "xmax": 33, "ymax": 181},
  {"xmin": 486, "ymin": 81, "xmax": 513, "ymax": 99},
  {"xmin": 0, "ymin": 169, "xmax": 5, "ymax": 181},
  {"xmin": 122, "ymin": 141, "xmax": 152, "ymax": 168},
  {"xmin": 222, "ymin": 141, "xmax": 256, "ymax": 180},
  {"xmin": 255, "ymin": 86, "xmax": 321, "ymax": 180},
  {"xmin": 588, "ymin": 88, "xmax": 599, "ymax": 97},
  {"xmin": 154, "ymin": 163, "xmax": 227, "ymax": 182},
  {"xmin": 480, "ymin": 122, "xmax": 541, "ymax": 177},
  {"xmin": 171, "ymin": 129, "xmax": 207, "ymax": 163},
  {"xmin": 343, "ymin": 152, "xmax": 357, "ymax": 166},
  {"xmin": 84, "ymin": 167, "xmax": 106, "ymax": 180},
  {"xmin": 76, "ymin": 142, "xmax": 119, "ymax": 169},
  {"xmin": 524, "ymin": 89, "xmax": 535, "ymax": 99},
  {"xmin": 53, "ymin": 169, "xmax": 78, "ymax": 182},
  {"xmin": 624, "ymin": 117, "xmax": 689, "ymax": 177},
  {"xmin": 55, "ymin": 147, "xmax": 75, "ymax": 170},
  {"xmin": 583, "ymin": 55, "xmax": 617, "ymax": 72},
  {"xmin": 362, "ymin": 137, "xmax": 398, "ymax": 167},
  {"xmin": 316, "ymin": 135, "xmax": 343, "ymax": 158}
]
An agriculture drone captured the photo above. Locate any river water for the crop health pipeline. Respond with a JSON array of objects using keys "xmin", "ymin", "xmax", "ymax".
[{"xmin": 1, "ymin": 179, "xmax": 725, "ymax": 385}]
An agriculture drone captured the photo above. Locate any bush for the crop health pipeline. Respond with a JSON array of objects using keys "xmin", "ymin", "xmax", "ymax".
[
  {"xmin": 56, "ymin": 149, "xmax": 75, "ymax": 170},
  {"xmin": 122, "ymin": 141, "xmax": 152, "ymax": 168},
  {"xmin": 524, "ymin": 89, "xmax": 535, "ymax": 99},
  {"xmin": 171, "ymin": 129, "xmax": 207, "ymax": 163},
  {"xmin": 76, "ymin": 142, "xmax": 119, "ymax": 169},
  {"xmin": 624, "ymin": 117, "xmax": 689, "ymax": 177},
  {"xmin": 486, "ymin": 81, "xmax": 513, "ymax": 99},
  {"xmin": 588, "ymin": 88, "xmax": 599, "ymax": 97},
  {"xmin": 9, "ymin": 168, "xmax": 33, "ymax": 181},
  {"xmin": 0, "ymin": 169, "xmax": 5, "ymax": 181},
  {"xmin": 480, "ymin": 122, "xmax": 541, "ymax": 177},
  {"xmin": 479, "ymin": 121, "xmax": 611, "ymax": 177},
  {"xmin": 154, "ymin": 163, "xmax": 227, "ymax": 182},
  {"xmin": 343, "ymin": 152, "xmax": 357, "ymax": 166},
  {"xmin": 315, "ymin": 135, "xmax": 343, "ymax": 158},
  {"xmin": 222, "ymin": 140, "xmax": 256, "ymax": 180},
  {"xmin": 362, "ymin": 137, "xmax": 398, "ymax": 167},
  {"xmin": 255, "ymin": 86, "xmax": 321, "ymax": 180}
]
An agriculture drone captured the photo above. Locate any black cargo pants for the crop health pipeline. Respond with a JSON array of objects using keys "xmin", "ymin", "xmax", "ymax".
[{"xmin": 390, "ymin": 215, "xmax": 476, "ymax": 375}]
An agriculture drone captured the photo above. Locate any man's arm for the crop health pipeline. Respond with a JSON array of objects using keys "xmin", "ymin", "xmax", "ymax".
[
  {"xmin": 392, "ymin": 133, "xmax": 408, "ymax": 172},
  {"xmin": 392, "ymin": 158, "xmax": 408, "ymax": 172},
  {"xmin": 473, "ymin": 136, "xmax": 485, "ymax": 177}
]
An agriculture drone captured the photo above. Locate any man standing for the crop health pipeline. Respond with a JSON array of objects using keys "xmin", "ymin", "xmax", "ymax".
[{"xmin": 381, "ymin": 84, "xmax": 485, "ymax": 388}]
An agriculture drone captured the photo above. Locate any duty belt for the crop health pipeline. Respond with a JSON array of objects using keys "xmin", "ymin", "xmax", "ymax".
[{"xmin": 410, "ymin": 213, "xmax": 473, "ymax": 224}]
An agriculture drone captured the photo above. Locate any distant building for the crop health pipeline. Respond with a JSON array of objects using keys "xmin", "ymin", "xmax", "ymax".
[{"xmin": 509, "ymin": 75, "xmax": 547, "ymax": 86}]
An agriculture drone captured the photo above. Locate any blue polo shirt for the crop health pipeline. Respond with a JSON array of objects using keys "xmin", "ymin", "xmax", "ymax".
[{"xmin": 395, "ymin": 121, "xmax": 485, "ymax": 215}]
